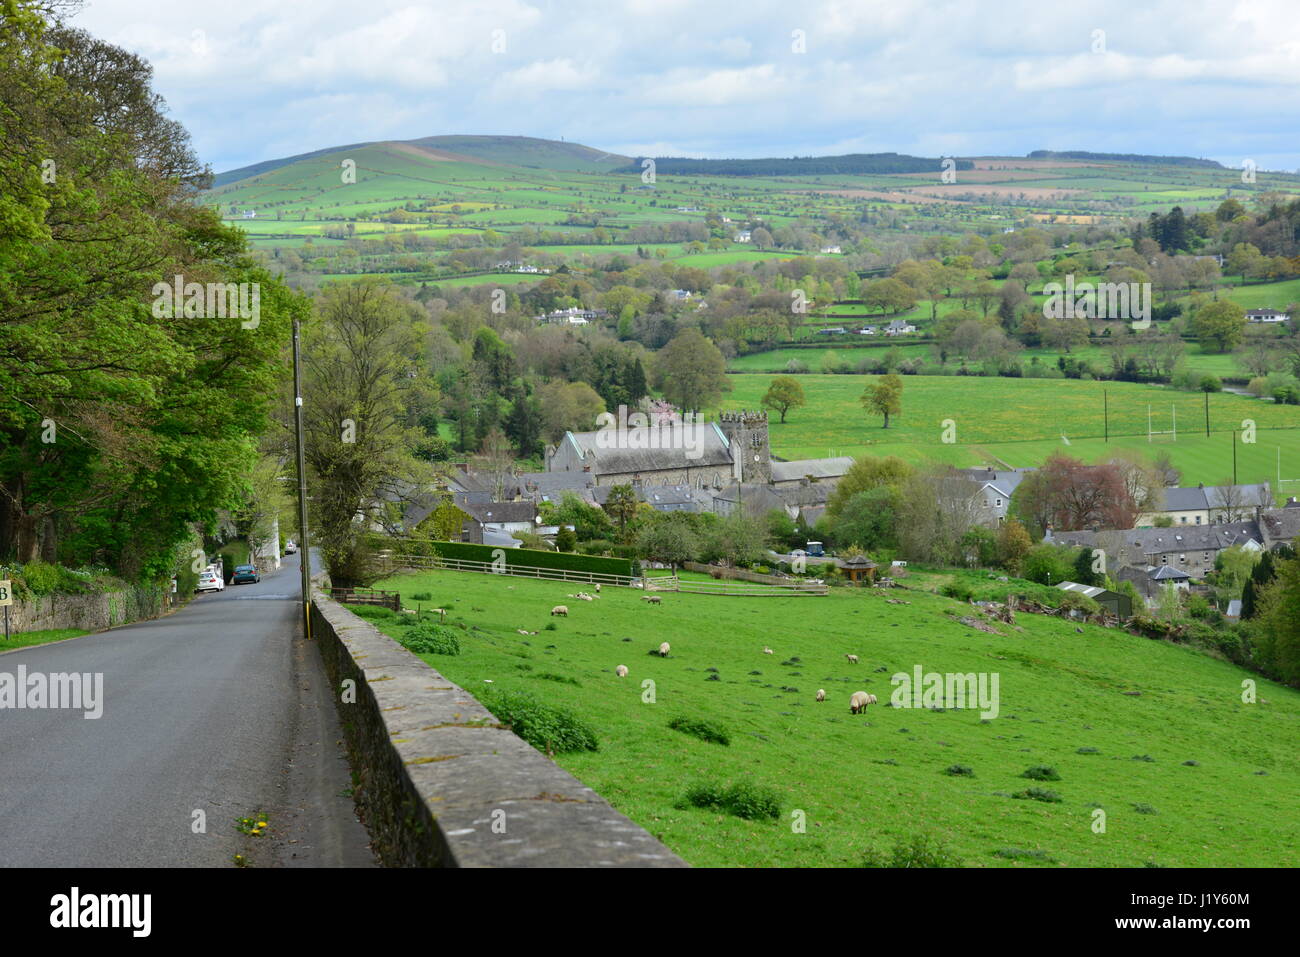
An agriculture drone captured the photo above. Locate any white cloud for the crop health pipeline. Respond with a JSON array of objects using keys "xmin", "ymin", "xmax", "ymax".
[{"xmin": 65, "ymin": 0, "xmax": 1300, "ymax": 172}]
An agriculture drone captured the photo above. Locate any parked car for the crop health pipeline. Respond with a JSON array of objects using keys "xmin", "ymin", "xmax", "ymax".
[
  {"xmin": 283, "ymin": 541, "xmax": 297, "ymax": 554},
  {"xmin": 196, "ymin": 568, "xmax": 225, "ymax": 593},
  {"xmin": 231, "ymin": 564, "xmax": 260, "ymax": 585}
]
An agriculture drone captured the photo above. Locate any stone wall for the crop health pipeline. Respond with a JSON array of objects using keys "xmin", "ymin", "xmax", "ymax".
[
  {"xmin": 310, "ymin": 591, "xmax": 687, "ymax": 868},
  {"xmin": 6, "ymin": 583, "xmax": 177, "ymax": 634}
]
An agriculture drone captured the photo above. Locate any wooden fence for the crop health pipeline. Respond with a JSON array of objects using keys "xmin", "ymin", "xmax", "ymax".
[
  {"xmin": 330, "ymin": 587, "xmax": 402, "ymax": 611},
  {"xmin": 374, "ymin": 555, "xmax": 827, "ymax": 596},
  {"xmin": 377, "ymin": 553, "xmax": 643, "ymax": 588}
]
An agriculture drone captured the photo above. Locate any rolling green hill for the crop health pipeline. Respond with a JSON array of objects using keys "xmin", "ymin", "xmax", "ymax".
[{"xmin": 361, "ymin": 567, "xmax": 1300, "ymax": 867}]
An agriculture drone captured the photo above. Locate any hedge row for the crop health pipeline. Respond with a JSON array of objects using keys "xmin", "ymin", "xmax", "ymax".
[{"xmin": 417, "ymin": 540, "xmax": 635, "ymax": 578}]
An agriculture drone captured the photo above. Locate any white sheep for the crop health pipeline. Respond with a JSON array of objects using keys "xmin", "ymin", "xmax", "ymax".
[
  {"xmin": 550, "ymin": 605, "xmax": 568, "ymax": 617},
  {"xmin": 845, "ymin": 654, "xmax": 859, "ymax": 664},
  {"xmin": 641, "ymin": 594, "xmax": 662, "ymax": 604},
  {"xmin": 616, "ymin": 665, "xmax": 628, "ymax": 678},
  {"xmin": 816, "ymin": 689, "xmax": 826, "ymax": 702},
  {"xmin": 595, "ymin": 583, "xmax": 602, "ymax": 593},
  {"xmin": 658, "ymin": 641, "xmax": 670, "ymax": 657},
  {"xmin": 850, "ymin": 691, "xmax": 875, "ymax": 714},
  {"xmin": 763, "ymin": 647, "xmax": 774, "ymax": 655}
]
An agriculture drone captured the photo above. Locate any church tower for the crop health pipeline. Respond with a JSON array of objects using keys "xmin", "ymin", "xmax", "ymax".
[{"xmin": 718, "ymin": 410, "xmax": 771, "ymax": 484}]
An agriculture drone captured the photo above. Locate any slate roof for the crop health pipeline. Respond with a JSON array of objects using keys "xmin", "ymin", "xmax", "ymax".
[
  {"xmin": 1260, "ymin": 507, "xmax": 1300, "ymax": 547},
  {"xmin": 770, "ymin": 457, "xmax": 855, "ymax": 482},
  {"xmin": 1050, "ymin": 521, "xmax": 1263, "ymax": 554},
  {"xmin": 954, "ymin": 467, "xmax": 1032, "ymax": 498},
  {"xmin": 459, "ymin": 501, "xmax": 537, "ymax": 525},
  {"xmin": 559, "ymin": 422, "xmax": 734, "ymax": 474},
  {"xmin": 1155, "ymin": 483, "xmax": 1272, "ymax": 513}
]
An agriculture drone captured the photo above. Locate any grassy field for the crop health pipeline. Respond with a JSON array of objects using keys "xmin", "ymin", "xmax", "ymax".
[
  {"xmin": 729, "ymin": 343, "xmax": 1256, "ymax": 379},
  {"xmin": 0, "ymin": 628, "xmax": 90, "ymax": 652},
  {"xmin": 363, "ymin": 567, "xmax": 1300, "ymax": 867},
  {"xmin": 716, "ymin": 374, "xmax": 1300, "ymax": 488}
]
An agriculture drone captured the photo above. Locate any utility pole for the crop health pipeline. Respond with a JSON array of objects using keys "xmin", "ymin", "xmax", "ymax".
[
  {"xmin": 1103, "ymin": 389, "xmax": 1108, "ymax": 442},
  {"xmin": 1204, "ymin": 390, "xmax": 1210, "ymax": 438},
  {"xmin": 1232, "ymin": 427, "xmax": 1238, "ymax": 486},
  {"xmin": 292, "ymin": 316, "xmax": 312, "ymax": 641}
]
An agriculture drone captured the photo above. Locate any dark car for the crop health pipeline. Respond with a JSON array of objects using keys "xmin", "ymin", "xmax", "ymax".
[{"xmin": 231, "ymin": 564, "xmax": 260, "ymax": 584}]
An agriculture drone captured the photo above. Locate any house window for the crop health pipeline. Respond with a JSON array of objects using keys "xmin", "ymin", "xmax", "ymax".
[
  {"xmin": 1179, "ymin": 554, "xmax": 1186, "ymax": 563},
  {"xmin": 1195, "ymin": 516, "xmax": 1202, "ymax": 525},
  {"xmin": 996, "ymin": 498, "xmax": 1003, "ymax": 508},
  {"xmin": 1160, "ymin": 556, "xmax": 1168, "ymax": 564}
]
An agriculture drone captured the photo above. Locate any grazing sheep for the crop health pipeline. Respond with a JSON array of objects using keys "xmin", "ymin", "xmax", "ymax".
[
  {"xmin": 576, "ymin": 592, "xmax": 594, "ymax": 601},
  {"xmin": 816, "ymin": 689, "xmax": 826, "ymax": 702},
  {"xmin": 845, "ymin": 654, "xmax": 859, "ymax": 664},
  {"xmin": 658, "ymin": 642, "xmax": 670, "ymax": 657},
  {"xmin": 866, "ymin": 693, "xmax": 878, "ymax": 705},
  {"xmin": 850, "ymin": 691, "xmax": 875, "ymax": 714},
  {"xmin": 641, "ymin": 594, "xmax": 662, "ymax": 604},
  {"xmin": 763, "ymin": 647, "xmax": 774, "ymax": 655},
  {"xmin": 595, "ymin": 583, "xmax": 602, "ymax": 593},
  {"xmin": 550, "ymin": 605, "xmax": 568, "ymax": 617},
  {"xmin": 615, "ymin": 665, "xmax": 628, "ymax": 678}
]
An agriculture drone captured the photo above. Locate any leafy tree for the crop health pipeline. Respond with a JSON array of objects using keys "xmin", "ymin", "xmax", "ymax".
[
  {"xmin": 635, "ymin": 513, "xmax": 702, "ymax": 567},
  {"xmin": 996, "ymin": 519, "xmax": 1033, "ymax": 574},
  {"xmin": 1194, "ymin": 300, "xmax": 1247, "ymax": 353},
  {"xmin": 555, "ymin": 526, "xmax": 577, "ymax": 552},
  {"xmin": 652, "ymin": 329, "xmax": 731, "ymax": 411},
  {"xmin": 760, "ymin": 376, "xmax": 806, "ymax": 423},
  {"xmin": 302, "ymin": 280, "xmax": 433, "ymax": 584},
  {"xmin": 504, "ymin": 393, "xmax": 543, "ymax": 458},
  {"xmin": 0, "ymin": 10, "xmax": 299, "ymax": 579},
  {"xmin": 833, "ymin": 487, "xmax": 900, "ymax": 552},
  {"xmin": 861, "ymin": 374, "xmax": 904, "ymax": 429},
  {"xmin": 827, "ymin": 456, "xmax": 914, "ymax": 516},
  {"xmin": 602, "ymin": 484, "xmax": 640, "ymax": 543},
  {"xmin": 1255, "ymin": 553, "xmax": 1300, "ymax": 685}
]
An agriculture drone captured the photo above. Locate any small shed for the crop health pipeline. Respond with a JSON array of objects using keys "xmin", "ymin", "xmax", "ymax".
[
  {"xmin": 1056, "ymin": 581, "xmax": 1133, "ymax": 619},
  {"xmin": 842, "ymin": 555, "xmax": 878, "ymax": 584}
]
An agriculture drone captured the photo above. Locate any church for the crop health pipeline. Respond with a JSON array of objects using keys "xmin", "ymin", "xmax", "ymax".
[{"xmin": 544, "ymin": 410, "xmax": 853, "ymax": 495}]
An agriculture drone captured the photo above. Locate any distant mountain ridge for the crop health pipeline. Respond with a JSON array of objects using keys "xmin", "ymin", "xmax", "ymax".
[
  {"xmin": 1027, "ymin": 150, "xmax": 1224, "ymax": 169},
  {"xmin": 614, "ymin": 153, "xmax": 975, "ymax": 176},
  {"xmin": 212, "ymin": 134, "xmax": 632, "ymax": 187}
]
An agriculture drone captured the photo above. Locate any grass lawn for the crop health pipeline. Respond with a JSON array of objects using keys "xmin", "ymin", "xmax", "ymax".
[
  {"xmin": 362, "ymin": 568, "xmax": 1300, "ymax": 867},
  {"xmin": 0, "ymin": 628, "xmax": 90, "ymax": 652},
  {"xmin": 715, "ymin": 374, "xmax": 1300, "ymax": 487}
]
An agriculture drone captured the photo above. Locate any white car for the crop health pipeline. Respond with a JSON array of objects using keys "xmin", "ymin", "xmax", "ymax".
[
  {"xmin": 196, "ymin": 568, "xmax": 225, "ymax": 593},
  {"xmin": 284, "ymin": 541, "xmax": 297, "ymax": 554}
]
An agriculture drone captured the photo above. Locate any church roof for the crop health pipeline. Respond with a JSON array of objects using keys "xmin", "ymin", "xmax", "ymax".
[{"xmin": 560, "ymin": 422, "xmax": 734, "ymax": 474}]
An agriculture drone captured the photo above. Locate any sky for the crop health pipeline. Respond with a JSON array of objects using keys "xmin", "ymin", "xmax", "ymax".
[{"xmin": 70, "ymin": 0, "xmax": 1300, "ymax": 176}]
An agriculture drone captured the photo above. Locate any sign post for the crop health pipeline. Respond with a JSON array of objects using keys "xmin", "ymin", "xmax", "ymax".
[{"xmin": 0, "ymin": 579, "xmax": 12, "ymax": 643}]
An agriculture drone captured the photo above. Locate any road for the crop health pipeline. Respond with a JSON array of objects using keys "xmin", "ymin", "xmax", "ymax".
[{"xmin": 0, "ymin": 552, "xmax": 375, "ymax": 867}]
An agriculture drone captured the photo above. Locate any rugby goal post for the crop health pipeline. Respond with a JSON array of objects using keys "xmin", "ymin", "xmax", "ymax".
[{"xmin": 1147, "ymin": 404, "xmax": 1176, "ymax": 443}]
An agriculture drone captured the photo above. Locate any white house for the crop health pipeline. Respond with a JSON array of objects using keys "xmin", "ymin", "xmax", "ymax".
[
  {"xmin": 734, "ymin": 230, "xmax": 752, "ymax": 243},
  {"xmin": 1246, "ymin": 308, "xmax": 1288, "ymax": 324}
]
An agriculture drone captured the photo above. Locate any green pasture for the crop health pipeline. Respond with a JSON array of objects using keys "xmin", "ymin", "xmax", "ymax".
[{"xmin": 362, "ymin": 568, "xmax": 1300, "ymax": 867}]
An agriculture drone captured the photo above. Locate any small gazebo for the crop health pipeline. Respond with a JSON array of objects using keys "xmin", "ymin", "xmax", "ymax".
[{"xmin": 842, "ymin": 555, "xmax": 878, "ymax": 584}]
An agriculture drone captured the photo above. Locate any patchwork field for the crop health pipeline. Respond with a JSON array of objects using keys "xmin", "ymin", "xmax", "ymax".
[{"xmin": 363, "ymin": 568, "xmax": 1300, "ymax": 867}]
